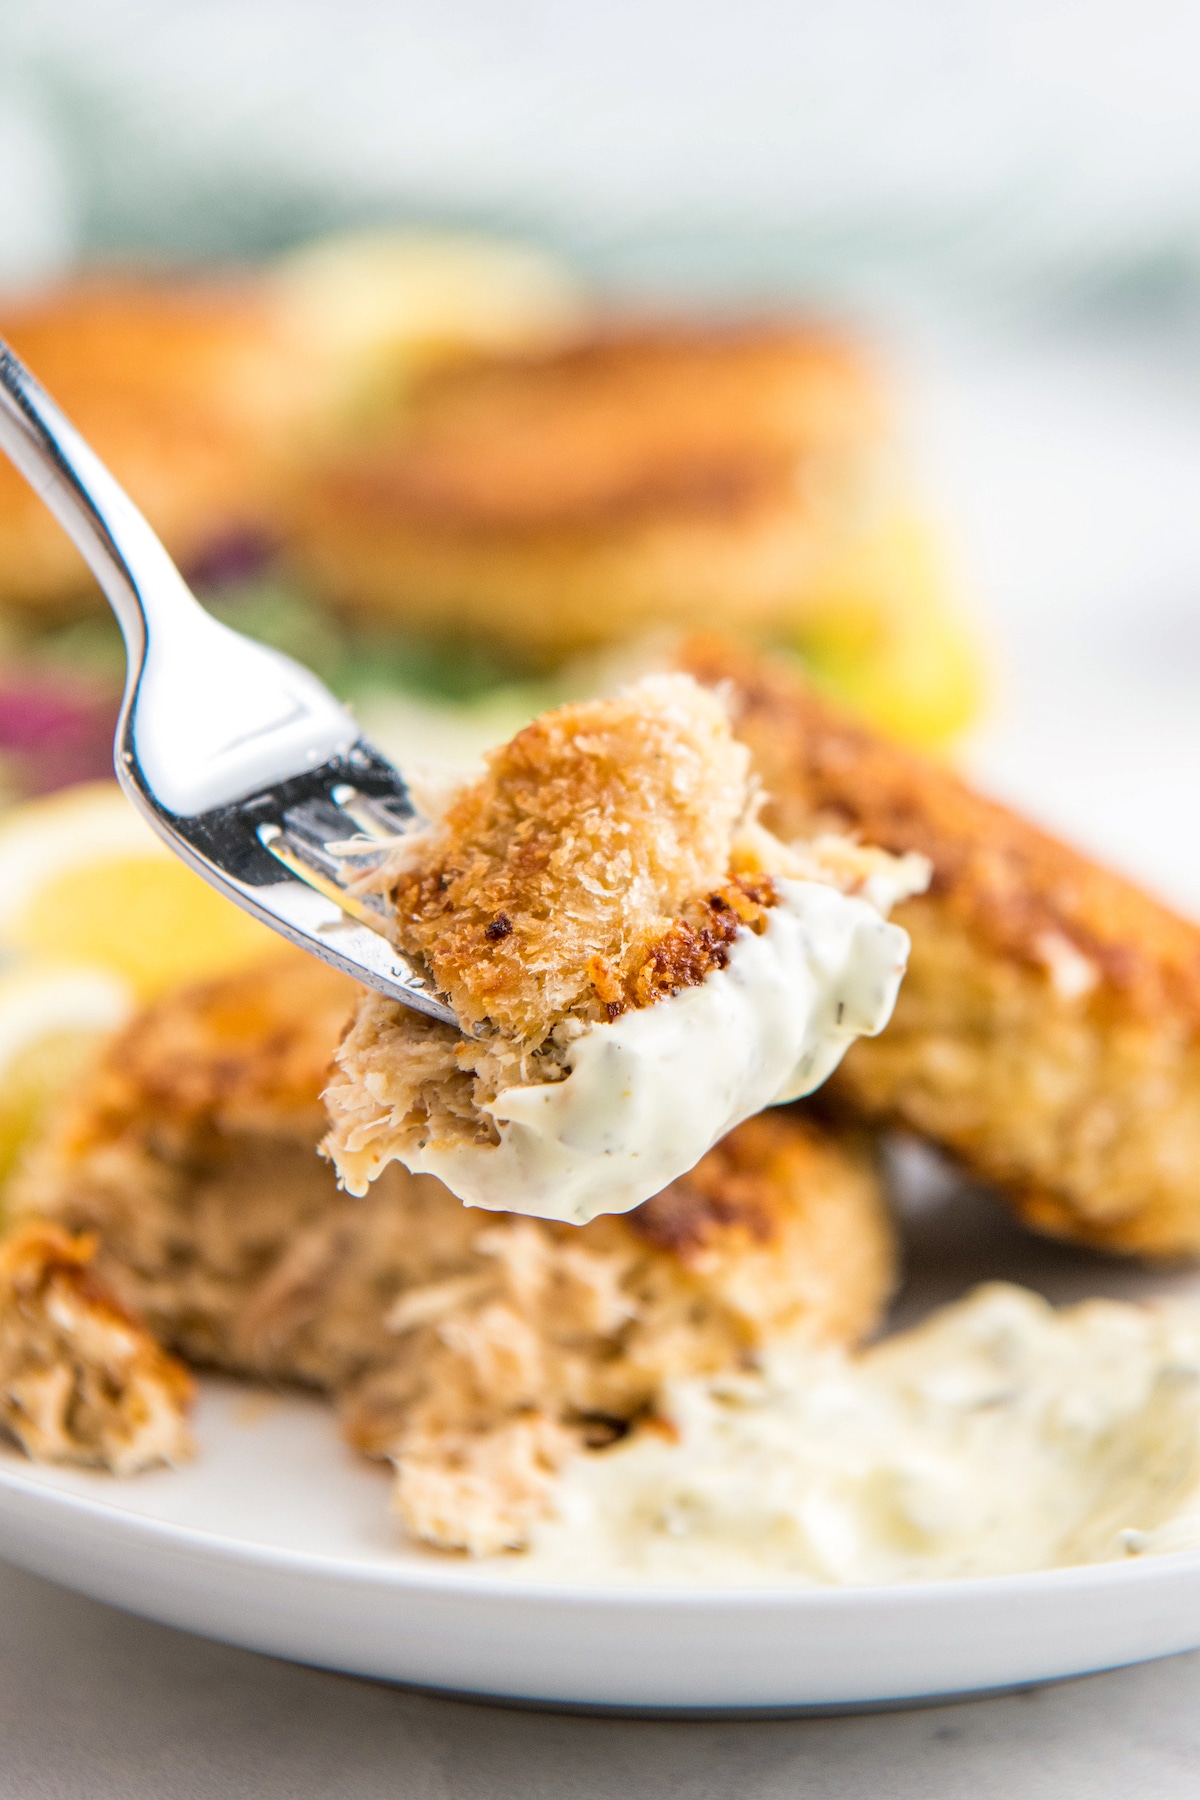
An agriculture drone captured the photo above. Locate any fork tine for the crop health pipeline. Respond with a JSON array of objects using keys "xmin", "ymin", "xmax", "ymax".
[
  {"xmin": 280, "ymin": 808, "xmax": 350, "ymax": 866},
  {"xmin": 271, "ymin": 831, "xmax": 347, "ymax": 881},
  {"xmin": 257, "ymin": 825, "xmax": 394, "ymax": 932},
  {"xmin": 330, "ymin": 784, "xmax": 414, "ymax": 840}
]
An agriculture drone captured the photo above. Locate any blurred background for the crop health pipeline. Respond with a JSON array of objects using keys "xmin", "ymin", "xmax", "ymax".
[
  {"xmin": 7, "ymin": 0, "xmax": 1200, "ymax": 315},
  {"xmin": 1, "ymin": 0, "xmax": 1200, "ymax": 1174}
]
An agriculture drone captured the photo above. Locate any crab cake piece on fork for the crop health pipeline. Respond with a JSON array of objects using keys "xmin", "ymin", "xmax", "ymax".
[{"xmin": 324, "ymin": 672, "xmax": 923, "ymax": 1222}]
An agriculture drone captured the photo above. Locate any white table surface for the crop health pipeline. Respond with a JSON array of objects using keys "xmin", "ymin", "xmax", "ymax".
[
  {"xmin": 4, "ymin": 1553, "xmax": 1200, "ymax": 1800},
  {"xmin": 6, "ymin": 318, "xmax": 1200, "ymax": 1793}
]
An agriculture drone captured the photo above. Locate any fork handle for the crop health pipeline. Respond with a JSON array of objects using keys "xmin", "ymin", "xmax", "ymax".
[{"xmin": 0, "ymin": 337, "xmax": 212, "ymax": 669}]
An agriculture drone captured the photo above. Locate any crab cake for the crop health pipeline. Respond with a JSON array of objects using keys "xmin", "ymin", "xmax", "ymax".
[
  {"xmin": 8, "ymin": 947, "xmax": 894, "ymax": 1552},
  {"xmin": 259, "ymin": 1106, "xmax": 894, "ymax": 1554},
  {"xmin": 0, "ymin": 1220, "xmax": 193, "ymax": 1474},
  {"xmin": 324, "ymin": 673, "xmax": 921, "ymax": 1221},
  {"xmin": 8, "ymin": 952, "xmax": 358, "ymax": 1366},
  {"xmin": 0, "ymin": 276, "xmax": 322, "ymax": 614},
  {"xmin": 285, "ymin": 321, "xmax": 890, "ymax": 661},
  {"xmin": 681, "ymin": 635, "xmax": 1200, "ymax": 1259}
]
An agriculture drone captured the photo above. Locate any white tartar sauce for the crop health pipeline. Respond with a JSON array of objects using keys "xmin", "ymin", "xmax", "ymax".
[
  {"xmin": 504, "ymin": 1284, "xmax": 1200, "ymax": 1586},
  {"xmin": 407, "ymin": 878, "xmax": 910, "ymax": 1224}
]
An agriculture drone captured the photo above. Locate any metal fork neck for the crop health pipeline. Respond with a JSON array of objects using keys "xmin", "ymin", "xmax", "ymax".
[
  {"xmin": 0, "ymin": 339, "xmax": 198, "ymax": 678},
  {"xmin": 0, "ymin": 339, "xmax": 357, "ymax": 818}
]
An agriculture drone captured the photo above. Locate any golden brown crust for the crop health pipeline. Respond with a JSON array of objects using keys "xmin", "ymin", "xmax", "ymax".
[
  {"xmin": 57, "ymin": 949, "xmax": 359, "ymax": 1154},
  {"xmin": 323, "ymin": 676, "xmax": 807, "ymax": 1195},
  {"xmin": 622, "ymin": 875, "xmax": 777, "ymax": 1012},
  {"xmin": 307, "ymin": 324, "xmax": 882, "ymax": 532},
  {"xmin": 0, "ymin": 276, "xmax": 320, "ymax": 612},
  {"xmin": 632, "ymin": 1114, "xmax": 793, "ymax": 1254},
  {"xmin": 286, "ymin": 322, "xmax": 886, "ymax": 658},
  {"xmin": 680, "ymin": 635, "xmax": 1200, "ymax": 1257},
  {"xmin": 384, "ymin": 675, "xmax": 753, "ymax": 1041},
  {"xmin": 681, "ymin": 635, "xmax": 1200, "ymax": 1017}
]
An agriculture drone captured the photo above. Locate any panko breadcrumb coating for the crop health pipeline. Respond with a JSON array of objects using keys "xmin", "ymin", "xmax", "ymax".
[
  {"xmin": 681, "ymin": 636, "xmax": 1200, "ymax": 1258},
  {"xmin": 285, "ymin": 322, "xmax": 887, "ymax": 661},
  {"xmin": 0, "ymin": 1221, "xmax": 193, "ymax": 1474},
  {"xmin": 9, "ymin": 949, "xmax": 895, "ymax": 1554},
  {"xmin": 0, "ymin": 277, "xmax": 323, "ymax": 613},
  {"xmin": 322, "ymin": 673, "xmax": 919, "ymax": 1209},
  {"xmin": 387, "ymin": 671, "xmax": 755, "ymax": 1038},
  {"xmin": 324, "ymin": 673, "xmax": 763, "ymax": 1193}
]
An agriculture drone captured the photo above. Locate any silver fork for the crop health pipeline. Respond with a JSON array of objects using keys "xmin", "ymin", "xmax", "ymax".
[{"xmin": 0, "ymin": 337, "xmax": 456, "ymax": 1026}]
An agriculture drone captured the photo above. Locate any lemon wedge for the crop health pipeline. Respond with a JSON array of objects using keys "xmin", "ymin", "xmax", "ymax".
[
  {"xmin": 790, "ymin": 511, "xmax": 985, "ymax": 751},
  {"xmin": 0, "ymin": 960, "xmax": 133, "ymax": 1203},
  {"xmin": 0, "ymin": 781, "xmax": 281, "ymax": 999}
]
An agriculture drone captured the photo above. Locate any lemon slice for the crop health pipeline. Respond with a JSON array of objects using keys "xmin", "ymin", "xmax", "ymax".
[
  {"xmin": 0, "ymin": 781, "xmax": 281, "ymax": 999},
  {"xmin": 0, "ymin": 960, "xmax": 134, "ymax": 1202},
  {"xmin": 272, "ymin": 229, "xmax": 584, "ymax": 417},
  {"xmin": 790, "ymin": 511, "xmax": 984, "ymax": 751}
]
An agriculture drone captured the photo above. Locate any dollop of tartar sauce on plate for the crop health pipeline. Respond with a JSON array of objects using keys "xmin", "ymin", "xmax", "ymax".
[
  {"xmin": 408, "ymin": 878, "xmax": 910, "ymax": 1224},
  {"xmin": 503, "ymin": 1284, "xmax": 1200, "ymax": 1586}
]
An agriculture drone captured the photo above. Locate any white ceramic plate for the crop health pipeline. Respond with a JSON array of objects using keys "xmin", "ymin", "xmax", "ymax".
[
  {"xmin": 6, "ymin": 335, "xmax": 1200, "ymax": 1713},
  {"xmin": 3, "ymin": 1373, "xmax": 1200, "ymax": 1713},
  {"xmin": 5, "ymin": 1182, "xmax": 1200, "ymax": 1713}
]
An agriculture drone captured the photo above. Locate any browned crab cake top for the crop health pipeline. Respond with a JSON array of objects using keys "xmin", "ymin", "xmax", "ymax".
[
  {"xmin": 308, "ymin": 320, "xmax": 884, "ymax": 535},
  {"xmin": 385, "ymin": 673, "xmax": 761, "ymax": 1041},
  {"xmin": 676, "ymin": 633, "xmax": 1200, "ymax": 1259},
  {"xmin": 57, "ymin": 949, "xmax": 359, "ymax": 1156},
  {"xmin": 679, "ymin": 633, "xmax": 1200, "ymax": 1020}
]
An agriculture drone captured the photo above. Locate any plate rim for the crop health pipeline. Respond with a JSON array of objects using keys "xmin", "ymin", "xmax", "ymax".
[{"xmin": 4, "ymin": 1446, "xmax": 1200, "ymax": 1613}]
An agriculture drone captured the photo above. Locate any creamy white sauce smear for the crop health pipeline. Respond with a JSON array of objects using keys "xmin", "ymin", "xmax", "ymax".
[
  {"xmin": 501, "ymin": 1285, "xmax": 1200, "ymax": 1587},
  {"xmin": 408, "ymin": 879, "xmax": 910, "ymax": 1223}
]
